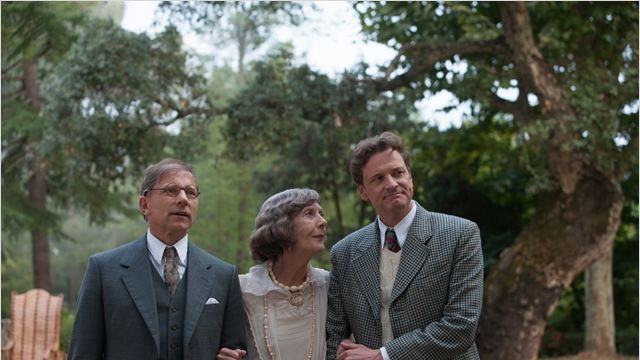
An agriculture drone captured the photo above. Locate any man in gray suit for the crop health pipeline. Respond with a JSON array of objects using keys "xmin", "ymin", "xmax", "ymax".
[
  {"xmin": 69, "ymin": 158, "xmax": 247, "ymax": 360},
  {"xmin": 326, "ymin": 132, "xmax": 483, "ymax": 360}
]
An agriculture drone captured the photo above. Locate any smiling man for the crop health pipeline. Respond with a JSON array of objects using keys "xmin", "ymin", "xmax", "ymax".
[
  {"xmin": 69, "ymin": 158, "xmax": 247, "ymax": 360},
  {"xmin": 326, "ymin": 132, "xmax": 483, "ymax": 360}
]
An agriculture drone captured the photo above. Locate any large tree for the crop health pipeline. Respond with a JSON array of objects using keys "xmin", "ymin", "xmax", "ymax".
[
  {"xmin": 2, "ymin": 3, "xmax": 213, "ymax": 290},
  {"xmin": 354, "ymin": 2, "xmax": 637, "ymax": 358},
  {"xmin": 2, "ymin": 2, "xmax": 89, "ymax": 290}
]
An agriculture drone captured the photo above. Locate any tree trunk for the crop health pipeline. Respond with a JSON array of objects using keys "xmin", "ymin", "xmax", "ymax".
[
  {"xmin": 28, "ymin": 158, "xmax": 51, "ymax": 291},
  {"xmin": 330, "ymin": 183, "xmax": 344, "ymax": 239},
  {"xmin": 585, "ymin": 247, "xmax": 616, "ymax": 355},
  {"xmin": 477, "ymin": 169, "xmax": 623, "ymax": 359},
  {"xmin": 478, "ymin": 5, "xmax": 625, "ymax": 358},
  {"xmin": 24, "ymin": 59, "xmax": 52, "ymax": 291},
  {"xmin": 235, "ymin": 162, "xmax": 251, "ymax": 270},
  {"xmin": 237, "ymin": 31, "xmax": 247, "ymax": 86}
]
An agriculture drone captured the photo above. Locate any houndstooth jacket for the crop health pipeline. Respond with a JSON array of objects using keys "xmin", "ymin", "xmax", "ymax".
[{"xmin": 326, "ymin": 202, "xmax": 483, "ymax": 360}]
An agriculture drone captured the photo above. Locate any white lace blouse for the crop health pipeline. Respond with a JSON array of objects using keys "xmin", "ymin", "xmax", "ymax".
[{"xmin": 239, "ymin": 263, "xmax": 329, "ymax": 360}]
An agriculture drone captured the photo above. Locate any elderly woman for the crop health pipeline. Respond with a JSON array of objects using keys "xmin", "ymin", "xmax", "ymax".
[{"xmin": 217, "ymin": 188, "xmax": 329, "ymax": 360}]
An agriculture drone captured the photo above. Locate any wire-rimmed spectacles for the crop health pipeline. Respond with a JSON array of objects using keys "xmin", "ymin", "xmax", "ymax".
[{"xmin": 144, "ymin": 185, "xmax": 200, "ymax": 199}]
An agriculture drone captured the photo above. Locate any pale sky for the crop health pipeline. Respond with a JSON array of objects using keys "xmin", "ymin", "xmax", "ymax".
[{"xmin": 121, "ymin": 1, "xmax": 466, "ymax": 129}]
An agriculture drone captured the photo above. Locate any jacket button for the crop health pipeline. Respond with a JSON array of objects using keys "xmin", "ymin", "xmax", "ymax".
[{"xmin": 171, "ymin": 325, "xmax": 178, "ymax": 331}]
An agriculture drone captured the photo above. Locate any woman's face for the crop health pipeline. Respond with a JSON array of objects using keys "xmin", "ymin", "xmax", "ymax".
[{"xmin": 291, "ymin": 202, "xmax": 327, "ymax": 257}]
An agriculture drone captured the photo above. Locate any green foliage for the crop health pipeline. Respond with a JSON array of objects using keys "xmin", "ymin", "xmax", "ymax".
[
  {"xmin": 159, "ymin": 1, "xmax": 305, "ymax": 86},
  {"xmin": 408, "ymin": 118, "xmax": 536, "ymax": 270},
  {"xmin": 187, "ymin": 120, "xmax": 270, "ymax": 273},
  {"xmin": 1, "ymin": 2, "xmax": 90, "ymax": 236},
  {"xmin": 159, "ymin": 1, "xmax": 304, "ymax": 50},
  {"xmin": 59, "ymin": 308, "xmax": 75, "ymax": 352},
  {"xmin": 2, "ymin": 15, "xmax": 214, "ymax": 239},
  {"xmin": 356, "ymin": 2, "xmax": 638, "ymax": 180},
  {"xmin": 1, "ymin": 2, "xmax": 88, "ymax": 64},
  {"xmin": 611, "ymin": 167, "xmax": 639, "ymax": 352},
  {"xmin": 224, "ymin": 45, "xmax": 419, "ymax": 238},
  {"xmin": 1, "ymin": 237, "xmax": 34, "ymax": 318}
]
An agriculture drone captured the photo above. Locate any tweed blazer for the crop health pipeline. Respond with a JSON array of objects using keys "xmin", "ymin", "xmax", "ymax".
[
  {"xmin": 326, "ymin": 203, "xmax": 483, "ymax": 360},
  {"xmin": 68, "ymin": 235, "xmax": 247, "ymax": 360}
]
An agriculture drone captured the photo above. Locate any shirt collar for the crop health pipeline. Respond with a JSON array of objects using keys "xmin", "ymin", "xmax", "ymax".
[
  {"xmin": 378, "ymin": 200, "xmax": 417, "ymax": 248},
  {"xmin": 146, "ymin": 229, "xmax": 188, "ymax": 266}
]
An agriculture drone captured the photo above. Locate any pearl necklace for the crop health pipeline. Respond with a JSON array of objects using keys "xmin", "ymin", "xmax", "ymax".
[
  {"xmin": 268, "ymin": 261, "xmax": 310, "ymax": 306},
  {"xmin": 263, "ymin": 285, "xmax": 316, "ymax": 360}
]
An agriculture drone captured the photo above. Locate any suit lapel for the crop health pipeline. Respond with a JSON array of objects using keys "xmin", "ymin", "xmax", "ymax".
[
  {"xmin": 352, "ymin": 223, "xmax": 382, "ymax": 321},
  {"xmin": 183, "ymin": 243, "xmax": 214, "ymax": 350},
  {"xmin": 391, "ymin": 205, "xmax": 433, "ymax": 303},
  {"xmin": 120, "ymin": 236, "xmax": 160, "ymax": 355}
]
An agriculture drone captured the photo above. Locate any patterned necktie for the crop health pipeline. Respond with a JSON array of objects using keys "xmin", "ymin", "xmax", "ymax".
[
  {"xmin": 163, "ymin": 246, "xmax": 180, "ymax": 296},
  {"xmin": 385, "ymin": 228, "xmax": 401, "ymax": 253}
]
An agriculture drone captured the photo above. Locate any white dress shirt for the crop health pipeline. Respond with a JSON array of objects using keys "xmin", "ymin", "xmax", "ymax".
[{"xmin": 377, "ymin": 200, "xmax": 417, "ymax": 250}]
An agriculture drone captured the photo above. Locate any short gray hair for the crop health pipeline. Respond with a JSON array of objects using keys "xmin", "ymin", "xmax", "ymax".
[
  {"xmin": 140, "ymin": 158, "xmax": 198, "ymax": 195},
  {"xmin": 249, "ymin": 188, "xmax": 321, "ymax": 262}
]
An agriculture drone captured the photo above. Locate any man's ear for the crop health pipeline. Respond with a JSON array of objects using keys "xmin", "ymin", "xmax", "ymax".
[
  {"xmin": 357, "ymin": 184, "xmax": 369, "ymax": 202},
  {"xmin": 139, "ymin": 196, "xmax": 149, "ymax": 219}
]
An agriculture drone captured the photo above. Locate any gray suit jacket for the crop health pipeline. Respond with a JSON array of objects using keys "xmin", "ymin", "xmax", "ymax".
[
  {"xmin": 326, "ymin": 203, "xmax": 483, "ymax": 360},
  {"xmin": 68, "ymin": 235, "xmax": 246, "ymax": 359}
]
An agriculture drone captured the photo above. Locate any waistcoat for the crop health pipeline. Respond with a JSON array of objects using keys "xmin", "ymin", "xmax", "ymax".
[{"xmin": 152, "ymin": 267, "xmax": 187, "ymax": 360}]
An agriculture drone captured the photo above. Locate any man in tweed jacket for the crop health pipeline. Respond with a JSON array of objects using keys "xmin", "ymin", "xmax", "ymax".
[{"xmin": 326, "ymin": 132, "xmax": 483, "ymax": 360}]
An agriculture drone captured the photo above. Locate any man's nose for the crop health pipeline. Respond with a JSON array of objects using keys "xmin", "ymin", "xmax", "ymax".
[
  {"xmin": 176, "ymin": 189, "xmax": 189, "ymax": 201},
  {"xmin": 384, "ymin": 175, "xmax": 398, "ymax": 188}
]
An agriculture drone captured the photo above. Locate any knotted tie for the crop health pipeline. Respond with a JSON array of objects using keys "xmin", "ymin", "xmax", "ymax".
[
  {"xmin": 385, "ymin": 228, "xmax": 401, "ymax": 253},
  {"xmin": 163, "ymin": 246, "xmax": 180, "ymax": 296}
]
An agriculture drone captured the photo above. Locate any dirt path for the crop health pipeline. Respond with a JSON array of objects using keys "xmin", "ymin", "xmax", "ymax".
[{"xmin": 544, "ymin": 351, "xmax": 638, "ymax": 360}]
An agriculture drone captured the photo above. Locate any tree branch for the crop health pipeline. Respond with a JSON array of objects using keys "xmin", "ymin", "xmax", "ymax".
[
  {"xmin": 1, "ymin": 58, "xmax": 23, "ymax": 75},
  {"xmin": 1, "ymin": 135, "xmax": 28, "ymax": 175},
  {"xmin": 500, "ymin": 1, "xmax": 584, "ymax": 193},
  {"xmin": 2, "ymin": 87, "xmax": 25, "ymax": 101},
  {"xmin": 490, "ymin": 93, "xmax": 534, "ymax": 123},
  {"xmin": 373, "ymin": 37, "xmax": 508, "ymax": 92}
]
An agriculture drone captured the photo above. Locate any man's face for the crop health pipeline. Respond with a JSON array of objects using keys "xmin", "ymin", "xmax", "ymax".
[
  {"xmin": 139, "ymin": 170, "xmax": 199, "ymax": 245},
  {"xmin": 357, "ymin": 148, "xmax": 413, "ymax": 227}
]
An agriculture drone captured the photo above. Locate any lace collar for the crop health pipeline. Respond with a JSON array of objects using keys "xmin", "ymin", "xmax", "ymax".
[{"xmin": 240, "ymin": 262, "xmax": 329, "ymax": 296}]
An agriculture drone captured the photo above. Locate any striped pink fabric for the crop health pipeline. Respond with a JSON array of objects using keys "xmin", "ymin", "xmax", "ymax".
[{"xmin": 7, "ymin": 289, "xmax": 64, "ymax": 360}]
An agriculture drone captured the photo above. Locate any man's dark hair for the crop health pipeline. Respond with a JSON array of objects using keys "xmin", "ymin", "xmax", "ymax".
[{"xmin": 349, "ymin": 131, "xmax": 411, "ymax": 185}]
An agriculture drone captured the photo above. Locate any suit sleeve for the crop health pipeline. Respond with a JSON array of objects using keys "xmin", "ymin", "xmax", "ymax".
[
  {"xmin": 386, "ymin": 221, "xmax": 483, "ymax": 359},
  {"xmin": 219, "ymin": 266, "xmax": 248, "ymax": 353},
  {"xmin": 325, "ymin": 245, "xmax": 351, "ymax": 360},
  {"xmin": 68, "ymin": 256, "xmax": 106, "ymax": 360}
]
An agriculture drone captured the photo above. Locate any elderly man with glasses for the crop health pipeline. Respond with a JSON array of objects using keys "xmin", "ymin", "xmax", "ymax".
[{"xmin": 69, "ymin": 158, "xmax": 247, "ymax": 360}]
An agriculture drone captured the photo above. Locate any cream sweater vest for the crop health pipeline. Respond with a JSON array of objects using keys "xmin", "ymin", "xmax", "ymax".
[{"xmin": 380, "ymin": 248, "xmax": 402, "ymax": 345}]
